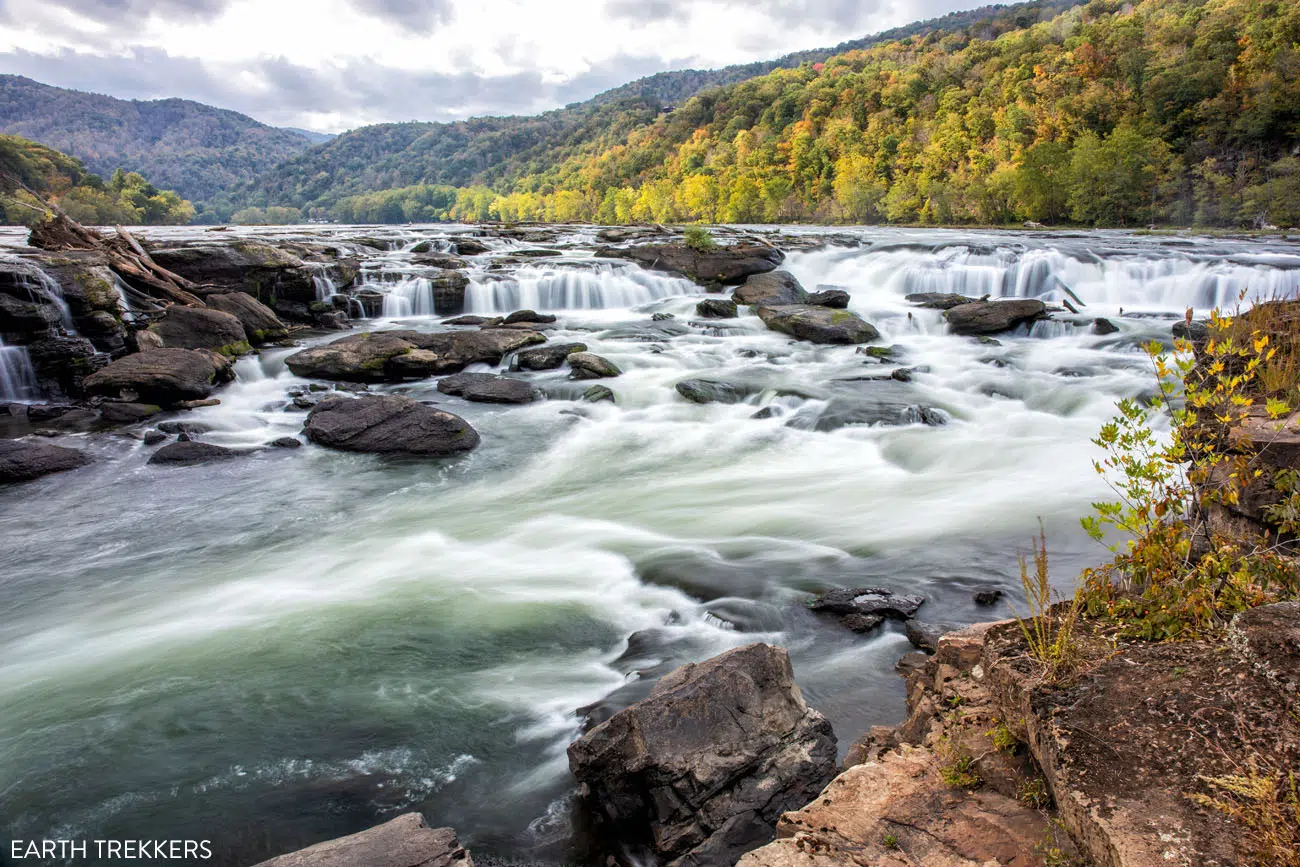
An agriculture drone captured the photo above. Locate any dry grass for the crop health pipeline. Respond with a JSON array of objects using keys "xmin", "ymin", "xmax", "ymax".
[
  {"xmin": 1214, "ymin": 296, "xmax": 1300, "ymax": 404},
  {"xmin": 1011, "ymin": 527, "xmax": 1083, "ymax": 681},
  {"xmin": 1190, "ymin": 759, "xmax": 1300, "ymax": 867}
]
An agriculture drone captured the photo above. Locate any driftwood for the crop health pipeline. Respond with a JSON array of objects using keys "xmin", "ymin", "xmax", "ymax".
[{"xmin": 26, "ymin": 208, "xmax": 206, "ymax": 308}]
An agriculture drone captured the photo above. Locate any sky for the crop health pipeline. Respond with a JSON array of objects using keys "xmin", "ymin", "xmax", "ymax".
[{"xmin": 0, "ymin": 0, "xmax": 989, "ymax": 133}]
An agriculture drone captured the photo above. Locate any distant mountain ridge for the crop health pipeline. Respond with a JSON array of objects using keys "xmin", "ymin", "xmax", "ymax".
[{"xmin": 0, "ymin": 75, "xmax": 314, "ymax": 203}]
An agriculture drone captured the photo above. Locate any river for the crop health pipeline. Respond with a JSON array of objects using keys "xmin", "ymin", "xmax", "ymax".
[{"xmin": 2, "ymin": 225, "xmax": 1298, "ymax": 865}]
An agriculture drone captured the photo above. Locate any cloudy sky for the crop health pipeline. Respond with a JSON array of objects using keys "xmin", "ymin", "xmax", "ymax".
[{"xmin": 0, "ymin": 0, "xmax": 987, "ymax": 133}]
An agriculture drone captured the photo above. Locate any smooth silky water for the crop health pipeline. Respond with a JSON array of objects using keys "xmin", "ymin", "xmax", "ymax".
[{"xmin": 2, "ymin": 226, "xmax": 1298, "ymax": 864}]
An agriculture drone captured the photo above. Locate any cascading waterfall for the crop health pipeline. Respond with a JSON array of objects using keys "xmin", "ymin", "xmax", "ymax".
[
  {"xmin": 312, "ymin": 272, "xmax": 337, "ymax": 302},
  {"xmin": 379, "ymin": 277, "xmax": 436, "ymax": 317},
  {"xmin": 0, "ymin": 338, "xmax": 38, "ymax": 401},
  {"xmin": 464, "ymin": 264, "xmax": 697, "ymax": 313},
  {"xmin": 4, "ymin": 259, "xmax": 76, "ymax": 333}
]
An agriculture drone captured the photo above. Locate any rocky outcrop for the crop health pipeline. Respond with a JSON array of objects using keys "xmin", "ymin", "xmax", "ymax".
[
  {"xmin": 734, "ymin": 272, "xmax": 809, "ymax": 307},
  {"xmin": 512, "ymin": 342, "xmax": 587, "ymax": 370},
  {"xmin": 304, "ymin": 395, "xmax": 481, "ymax": 456},
  {"xmin": 436, "ymin": 372, "xmax": 537, "ymax": 403},
  {"xmin": 695, "ymin": 299, "xmax": 738, "ymax": 319},
  {"xmin": 253, "ymin": 813, "xmax": 474, "ymax": 867},
  {"xmin": 568, "ymin": 643, "xmax": 837, "ymax": 867},
  {"xmin": 0, "ymin": 439, "xmax": 92, "ymax": 483},
  {"xmin": 808, "ymin": 587, "xmax": 925, "ymax": 633},
  {"xmin": 757, "ymin": 305, "xmax": 879, "ymax": 344},
  {"xmin": 944, "ymin": 299, "xmax": 1047, "ymax": 335},
  {"xmin": 149, "ymin": 242, "xmax": 318, "ymax": 321},
  {"xmin": 41, "ymin": 253, "xmax": 129, "ymax": 353},
  {"xmin": 83, "ymin": 348, "xmax": 233, "ymax": 405},
  {"xmin": 568, "ymin": 352, "xmax": 622, "ymax": 379},
  {"xmin": 25, "ymin": 336, "xmax": 102, "ymax": 396},
  {"xmin": 147, "ymin": 305, "xmax": 250, "ymax": 355},
  {"xmin": 601, "ymin": 243, "xmax": 784, "ymax": 286},
  {"xmin": 430, "ymin": 270, "xmax": 470, "ymax": 315},
  {"xmin": 205, "ymin": 292, "xmax": 289, "ymax": 344},
  {"xmin": 285, "ymin": 329, "xmax": 546, "ymax": 382}
]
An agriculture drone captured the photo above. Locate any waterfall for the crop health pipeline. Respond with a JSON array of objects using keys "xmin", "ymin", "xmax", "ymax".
[
  {"xmin": 464, "ymin": 264, "xmax": 696, "ymax": 313},
  {"xmin": 313, "ymin": 272, "xmax": 337, "ymax": 302},
  {"xmin": 0, "ymin": 339, "xmax": 38, "ymax": 402},
  {"xmin": 379, "ymin": 277, "xmax": 435, "ymax": 317},
  {"xmin": 4, "ymin": 259, "xmax": 76, "ymax": 334}
]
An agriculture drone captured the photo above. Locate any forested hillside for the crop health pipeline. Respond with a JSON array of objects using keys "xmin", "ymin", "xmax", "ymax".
[
  {"xmin": 0, "ymin": 76, "xmax": 314, "ymax": 205},
  {"xmin": 0, "ymin": 134, "xmax": 194, "ymax": 225},
  {"xmin": 317, "ymin": 0, "xmax": 1300, "ymax": 229}
]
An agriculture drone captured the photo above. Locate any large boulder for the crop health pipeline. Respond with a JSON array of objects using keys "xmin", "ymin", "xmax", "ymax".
[
  {"xmin": 733, "ymin": 272, "xmax": 808, "ymax": 307},
  {"xmin": 944, "ymin": 299, "xmax": 1047, "ymax": 335},
  {"xmin": 600, "ymin": 243, "xmax": 784, "ymax": 286},
  {"xmin": 436, "ymin": 372, "xmax": 537, "ymax": 404},
  {"xmin": 905, "ymin": 292, "xmax": 975, "ymax": 310},
  {"xmin": 147, "ymin": 439, "xmax": 243, "ymax": 466},
  {"xmin": 757, "ymin": 305, "xmax": 879, "ymax": 344},
  {"xmin": 253, "ymin": 813, "xmax": 474, "ymax": 867},
  {"xmin": 675, "ymin": 378, "xmax": 750, "ymax": 404},
  {"xmin": 511, "ymin": 342, "xmax": 587, "ymax": 371},
  {"xmin": 147, "ymin": 305, "xmax": 250, "ymax": 355},
  {"xmin": 25, "ymin": 336, "xmax": 102, "ymax": 396},
  {"xmin": 149, "ymin": 242, "xmax": 318, "ymax": 321},
  {"xmin": 285, "ymin": 329, "xmax": 545, "ymax": 382},
  {"xmin": 806, "ymin": 288, "xmax": 850, "ymax": 308},
  {"xmin": 205, "ymin": 293, "xmax": 289, "ymax": 344},
  {"xmin": 0, "ymin": 439, "xmax": 91, "ymax": 483},
  {"xmin": 304, "ymin": 394, "xmax": 480, "ymax": 456},
  {"xmin": 568, "ymin": 352, "xmax": 622, "ymax": 379},
  {"xmin": 83, "ymin": 348, "xmax": 233, "ymax": 405},
  {"xmin": 568, "ymin": 643, "xmax": 837, "ymax": 867},
  {"xmin": 695, "ymin": 299, "xmax": 738, "ymax": 319}
]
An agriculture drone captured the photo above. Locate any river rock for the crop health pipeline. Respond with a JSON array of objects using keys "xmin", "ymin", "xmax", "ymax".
[
  {"xmin": 147, "ymin": 305, "xmax": 250, "ymax": 355},
  {"xmin": 788, "ymin": 380, "xmax": 947, "ymax": 431},
  {"xmin": 142, "ymin": 430, "xmax": 168, "ymax": 445},
  {"xmin": 304, "ymin": 395, "xmax": 480, "ymax": 456},
  {"xmin": 0, "ymin": 439, "xmax": 92, "ymax": 482},
  {"xmin": 83, "ymin": 348, "xmax": 234, "ymax": 405},
  {"xmin": 205, "ymin": 293, "xmax": 289, "ymax": 344},
  {"xmin": 285, "ymin": 329, "xmax": 545, "ymax": 382},
  {"xmin": 1092, "ymin": 317, "xmax": 1119, "ymax": 336},
  {"xmin": 40, "ymin": 254, "xmax": 129, "ymax": 353},
  {"xmin": 451, "ymin": 238, "xmax": 490, "ymax": 256},
  {"xmin": 806, "ymin": 288, "xmax": 850, "ymax": 308},
  {"xmin": 733, "ymin": 272, "xmax": 808, "ymax": 307},
  {"xmin": 972, "ymin": 585, "xmax": 1004, "ymax": 606},
  {"xmin": 25, "ymin": 336, "xmax": 102, "ymax": 396},
  {"xmin": 675, "ymin": 378, "xmax": 748, "ymax": 404},
  {"xmin": 436, "ymin": 372, "xmax": 537, "ymax": 404},
  {"xmin": 905, "ymin": 292, "xmax": 975, "ymax": 310},
  {"xmin": 148, "ymin": 439, "xmax": 242, "ymax": 465},
  {"xmin": 568, "ymin": 352, "xmax": 621, "ymax": 379},
  {"xmin": 601, "ymin": 243, "xmax": 784, "ymax": 286},
  {"xmin": 269, "ymin": 436, "xmax": 302, "ymax": 448},
  {"xmin": 567, "ymin": 643, "xmax": 837, "ymax": 867},
  {"xmin": 757, "ymin": 305, "xmax": 879, "ymax": 344},
  {"xmin": 944, "ymin": 299, "xmax": 1047, "ymax": 335},
  {"xmin": 149, "ymin": 242, "xmax": 318, "ymax": 321},
  {"xmin": 502, "ymin": 309, "xmax": 557, "ymax": 325},
  {"xmin": 512, "ymin": 342, "xmax": 587, "ymax": 371},
  {"xmin": 583, "ymin": 385, "xmax": 615, "ymax": 403},
  {"xmin": 253, "ymin": 813, "xmax": 474, "ymax": 867},
  {"xmin": 410, "ymin": 253, "xmax": 468, "ymax": 270},
  {"xmin": 443, "ymin": 315, "xmax": 495, "ymax": 326},
  {"xmin": 100, "ymin": 401, "xmax": 163, "ymax": 424},
  {"xmin": 694, "ymin": 299, "xmax": 738, "ymax": 319},
  {"xmin": 808, "ymin": 588, "xmax": 925, "ymax": 634}
]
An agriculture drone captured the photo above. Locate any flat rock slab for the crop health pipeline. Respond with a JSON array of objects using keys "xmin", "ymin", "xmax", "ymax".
[
  {"xmin": 304, "ymin": 394, "xmax": 480, "ymax": 456},
  {"xmin": 943, "ymin": 299, "xmax": 1047, "ymax": 335},
  {"xmin": 601, "ymin": 242, "xmax": 783, "ymax": 286},
  {"xmin": 83, "ymin": 348, "xmax": 234, "ymax": 405},
  {"xmin": 675, "ymin": 378, "xmax": 751, "ymax": 404},
  {"xmin": 436, "ymin": 372, "xmax": 537, "ymax": 404},
  {"xmin": 253, "ymin": 813, "xmax": 473, "ymax": 867},
  {"xmin": 285, "ymin": 329, "xmax": 545, "ymax": 382},
  {"xmin": 0, "ymin": 439, "xmax": 91, "ymax": 482},
  {"xmin": 757, "ymin": 305, "xmax": 880, "ymax": 344}
]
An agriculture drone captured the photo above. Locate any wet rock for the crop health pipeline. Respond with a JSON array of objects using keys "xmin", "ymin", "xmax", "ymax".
[
  {"xmin": 156, "ymin": 420, "xmax": 214, "ymax": 435},
  {"xmin": 733, "ymin": 271, "xmax": 808, "ymax": 307},
  {"xmin": 252, "ymin": 813, "xmax": 474, "ymax": 867},
  {"xmin": 502, "ymin": 309, "xmax": 557, "ymax": 325},
  {"xmin": 430, "ymin": 270, "xmax": 470, "ymax": 314},
  {"xmin": 600, "ymin": 242, "xmax": 784, "ymax": 286},
  {"xmin": 806, "ymin": 288, "xmax": 850, "ymax": 308},
  {"xmin": 410, "ymin": 253, "xmax": 468, "ymax": 269},
  {"xmin": 972, "ymin": 586, "xmax": 1004, "ymax": 606},
  {"xmin": 695, "ymin": 298, "xmax": 738, "ymax": 319},
  {"xmin": 149, "ymin": 242, "xmax": 317, "ymax": 321},
  {"xmin": 675, "ymin": 378, "xmax": 749, "ymax": 404},
  {"xmin": 651, "ymin": 312, "xmax": 676, "ymax": 322},
  {"xmin": 790, "ymin": 379, "xmax": 948, "ymax": 431},
  {"xmin": 147, "ymin": 305, "xmax": 250, "ymax": 355},
  {"xmin": 1092, "ymin": 317, "xmax": 1119, "ymax": 336},
  {"xmin": 83, "ymin": 348, "xmax": 234, "ymax": 405},
  {"xmin": 443, "ymin": 315, "xmax": 495, "ymax": 326},
  {"xmin": 749, "ymin": 406, "xmax": 779, "ymax": 420},
  {"xmin": 436, "ymin": 372, "xmax": 538, "ymax": 404},
  {"xmin": 568, "ymin": 643, "xmax": 837, "ymax": 867},
  {"xmin": 512, "ymin": 342, "xmax": 587, "ymax": 371},
  {"xmin": 285, "ymin": 329, "xmax": 545, "ymax": 382},
  {"xmin": 0, "ymin": 439, "xmax": 92, "ymax": 483},
  {"xmin": 148, "ymin": 440, "xmax": 242, "ymax": 465},
  {"xmin": 905, "ymin": 292, "xmax": 975, "ymax": 310},
  {"xmin": 944, "ymin": 299, "xmax": 1047, "ymax": 335},
  {"xmin": 808, "ymin": 587, "xmax": 925, "ymax": 632},
  {"xmin": 568, "ymin": 352, "xmax": 621, "ymax": 379},
  {"xmin": 304, "ymin": 394, "xmax": 480, "ymax": 456},
  {"xmin": 205, "ymin": 292, "xmax": 289, "ymax": 344},
  {"xmin": 1173, "ymin": 318, "xmax": 1210, "ymax": 345},
  {"xmin": 99, "ymin": 401, "xmax": 163, "ymax": 424},
  {"xmin": 757, "ymin": 305, "xmax": 879, "ymax": 344},
  {"xmin": 583, "ymin": 385, "xmax": 615, "ymax": 403},
  {"xmin": 142, "ymin": 430, "xmax": 168, "ymax": 445},
  {"xmin": 451, "ymin": 238, "xmax": 491, "ymax": 256},
  {"xmin": 26, "ymin": 336, "xmax": 103, "ymax": 396},
  {"xmin": 904, "ymin": 620, "xmax": 953, "ymax": 653},
  {"xmin": 0, "ymin": 290, "xmax": 62, "ymax": 333},
  {"xmin": 269, "ymin": 436, "xmax": 302, "ymax": 449}
]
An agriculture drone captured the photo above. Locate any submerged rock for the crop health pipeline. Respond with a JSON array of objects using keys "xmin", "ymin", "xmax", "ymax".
[
  {"xmin": 304, "ymin": 394, "xmax": 480, "ymax": 456},
  {"xmin": 568, "ymin": 643, "xmax": 836, "ymax": 867},
  {"xmin": 808, "ymin": 587, "xmax": 925, "ymax": 634},
  {"xmin": 695, "ymin": 298, "xmax": 738, "ymax": 319},
  {"xmin": 675, "ymin": 378, "xmax": 749, "ymax": 404},
  {"xmin": 512, "ymin": 342, "xmax": 587, "ymax": 371},
  {"xmin": 600, "ymin": 242, "xmax": 784, "ymax": 286},
  {"xmin": 944, "ymin": 299, "xmax": 1047, "ymax": 335},
  {"xmin": 0, "ymin": 439, "xmax": 91, "ymax": 483},
  {"xmin": 757, "ymin": 305, "xmax": 879, "ymax": 344},
  {"xmin": 205, "ymin": 292, "xmax": 289, "ymax": 344},
  {"xmin": 733, "ymin": 271, "xmax": 808, "ymax": 307},
  {"xmin": 436, "ymin": 372, "xmax": 538, "ymax": 404},
  {"xmin": 1092, "ymin": 317, "xmax": 1119, "ymax": 336},
  {"xmin": 568, "ymin": 352, "xmax": 622, "ymax": 379},
  {"xmin": 252, "ymin": 813, "xmax": 474, "ymax": 867},
  {"xmin": 83, "ymin": 348, "xmax": 234, "ymax": 405},
  {"xmin": 148, "ymin": 440, "xmax": 242, "ymax": 466},
  {"xmin": 583, "ymin": 385, "xmax": 615, "ymax": 403}
]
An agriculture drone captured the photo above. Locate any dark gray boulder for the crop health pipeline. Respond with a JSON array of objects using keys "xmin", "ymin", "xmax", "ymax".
[
  {"xmin": 972, "ymin": 586, "xmax": 1004, "ymax": 606},
  {"xmin": 944, "ymin": 299, "xmax": 1047, "ymax": 335},
  {"xmin": 205, "ymin": 293, "xmax": 289, "ymax": 344},
  {"xmin": 568, "ymin": 643, "xmax": 837, "ymax": 867},
  {"xmin": 436, "ymin": 372, "xmax": 537, "ymax": 404},
  {"xmin": 149, "ymin": 242, "xmax": 318, "ymax": 321},
  {"xmin": 675, "ymin": 379, "xmax": 749, "ymax": 404},
  {"xmin": 0, "ymin": 439, "xmax": 91, "ymax": 482},
  {"xmin": 1092, "ymin": 317, "xmax": 1119, "ymax": 336},
  {"xmin": 808, "ymin": 587, "xmax": 925, "ymax": 631},
  {"xmin": 304, "ymin": 395, "xmax": 480, "ymax": 456},
  {"xmin": 269, "ymin": 437, "xmax": 302, "ymax": 448},
  {"xmin": 733, "ymin": 272, "xmax": 808, "ymax": 307},
  {"xmin": 148, "ymin": 440, "xmax": 242, "ymax": 465},
  {"xmin": 430, "ymin": 270, "xmax": 470, "ymax": 314},
  {"xmin": 83, "ymin": 348, "xmax": 234, "ymax": 405},
  {"xmin": 905, "ymin": 293, "xmax": 975, "ymax": 310},
  {"xmin": 26, "ymin": 336, "xmax": 102, "ymax": 397},
  {"xmin": 793, "ymin": 381, "xmax": 949, "ymax": 431},
  {"xmin": 285, "ymin": 329, "xmax": 545, "ymax": 382},
  {"xmin": 600, "ymin": 243, "xmax": 784, "ymax": 286},
  {"xmin": 252, "ymin": 813, "xmax": 474, "ymax": 867},
  {"xmin": 502, "ymin": 309, "xmax": 557, "ymax": 325},
  {"xmin": 757, "ymin": 305, "xmax": 879, "ymax": 344},
  {"xmin": 568, "ymin": 352, "xmax": 622, "ymax": 379},
  {"xmin": 807, "ymin": 288, "xmax": 851, "ymax": 308},
  {"xmin": 147, "ymin": 305, "xmax": 250, "ymax": 354},
  {"xmin": 512, "ymin": 342, "xmax": 587, "ymax": 371},
  {"xmin": 695, "ymin": 299, "xmax": 738, "ymax": 319},
  {"xmin": 143, "ymin": 430, "xmax": 168, "ymax": 445}
]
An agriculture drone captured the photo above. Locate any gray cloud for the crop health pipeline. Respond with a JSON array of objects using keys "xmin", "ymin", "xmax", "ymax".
[
  {"xmin": 345, "ymin": 0, "xmax": 454, "ymax": 33},
  {"xmin": 605, "ymin": 0, "xmax": 979, "ymax": 32},
  {"xmin": 0, "ymin": 0, "xmax": 229, "ymax": 27}
]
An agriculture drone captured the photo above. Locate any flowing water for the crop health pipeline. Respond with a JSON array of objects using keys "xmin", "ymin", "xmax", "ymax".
[{"xmin": 2, "ymin": 225, "xmax": 1299, "ymax": 865}]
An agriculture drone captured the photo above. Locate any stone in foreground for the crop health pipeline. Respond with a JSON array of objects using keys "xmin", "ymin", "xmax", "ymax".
[
  {"xmin": 568, "ymin": 643, "xmax": 836, "ymax": 867},
  {"xmin": 943, "ymin": 299, "xmax": 1047, "ymax": 335},
  {"xmin": 147, "ymin": 304, "xmax": 250, "ymax": 354},
  {"xmin": 757, "ymin": 305, "xmax": 879, "ymax": 344},
  {"xmin": 568, "ymin": 352, "xmax": 622, "ymax": 379},
  {"xmin": 253, "ymin": 813, "xmax": 473, "ymax": 867},
  {"xmin": 148, "ymin": 440, "xmax": 242, "ymax": 466},
  {"xmin": 83, "ymin": 348, "xmax": 234, "ymax": 405},
  {"xmin": 0, "ymin": 439, "xmax": 91, "ymax": 483},
  {"xmin": 733, "ymin": 272, "xmax": 808, "ymax": 307},
  {"xmin": 436, "ymin": 372, "xmax": 537, "ymax": 404},
  {"xmin": 304, "ymin": 395, "xmax": 480, "ymax": 456}
]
